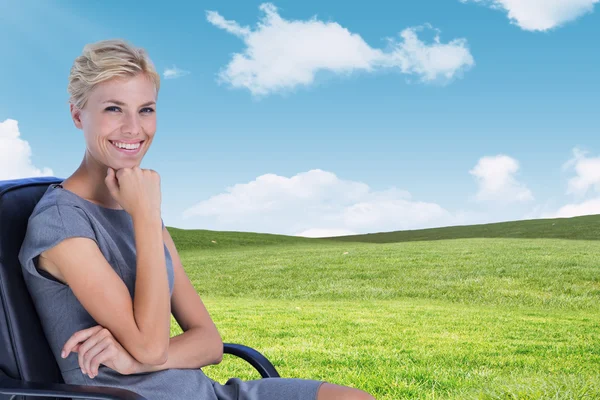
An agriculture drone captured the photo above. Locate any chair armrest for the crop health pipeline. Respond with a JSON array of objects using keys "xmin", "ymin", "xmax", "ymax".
[
  {"xmin": 0, "ymin": 371, "xmax": 147, "ymax": 399},
  {"xmin": 223, "ymin": 343, "xmax": 281, "ymax": 378}
]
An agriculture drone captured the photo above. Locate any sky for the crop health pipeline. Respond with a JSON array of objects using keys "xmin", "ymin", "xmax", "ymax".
[{"xmin": 1, "ymin": 0, "xmax": 599, "ymax": 237}]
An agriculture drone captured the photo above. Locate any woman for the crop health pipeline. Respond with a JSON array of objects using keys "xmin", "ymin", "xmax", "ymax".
[{"xmin": 18, "ymin": 39, "xmax": 374, "ymax": 400}]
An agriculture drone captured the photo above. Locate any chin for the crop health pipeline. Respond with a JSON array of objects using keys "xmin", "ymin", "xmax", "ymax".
[{"xmin": 107, "ymin": 161, "xmax": 141, "ymax": 171}]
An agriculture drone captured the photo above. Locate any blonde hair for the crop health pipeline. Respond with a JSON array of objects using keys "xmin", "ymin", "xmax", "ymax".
[{"xmin": 68, "ymin": 39, "xmax": 160, "ymax": 109}]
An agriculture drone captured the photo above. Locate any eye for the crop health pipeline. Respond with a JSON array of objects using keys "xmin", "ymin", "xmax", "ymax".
[
  {"xmin": 105, "ymin": 106, "xmax": 121, "ymax": 112},
  {"xmin": 141, "ymin": 107, "xmax": 155, "ymax": 114}
]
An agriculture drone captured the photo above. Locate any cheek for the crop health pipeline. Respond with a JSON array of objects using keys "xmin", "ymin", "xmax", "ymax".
[
  {"xmin": 83, "ymin": 115, "xmax": 113, "ymax": 141},
  {"xmin": 143, "ymin": 119, "xmax": 157, "ymax": 137},
  {"xmin": 84, "ymin": 132, "xmax": 113, "ymax": 154}
]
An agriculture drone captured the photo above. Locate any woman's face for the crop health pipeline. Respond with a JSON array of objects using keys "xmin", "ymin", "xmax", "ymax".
[{"xmin": 71, "ymin": 73, "xmax": 157, "ymax": 171}]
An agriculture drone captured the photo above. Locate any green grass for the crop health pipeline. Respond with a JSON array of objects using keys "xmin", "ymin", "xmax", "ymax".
[
  {"xmin": 166, "ymin": 227, "xmax": 318, "ymax": 252},
  {"xmin": 166, "ymin": 218, "xmax": 600, "ymax": 399}
]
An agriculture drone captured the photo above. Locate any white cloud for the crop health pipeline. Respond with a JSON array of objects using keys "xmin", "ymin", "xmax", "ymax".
[
  {"xmin": 469, "ymin": 155, "xmax": 534, "ymax": 203},
  {"xmin": 206, "ymin": 10, "xmax": 251, "ymax": 37},
  {"xmin": 461, "ymin": 0, "xmax": 598, "ymax": 31},
  {"xmin": 535, "ymin": 148, "xmax": 600, "ymax": 219},
  {"xmin": 182, "ymin": 169, "xmax": 472, "ymax": 236},
  {"xmin": 0, "ymin": 119, "xmax": 53, "ymax": 180},
  {"xmin": 163, "ymin": 65, "xmax": 191, "ymax": 79},
  {"xmin": 296, "ymin": 228, "xmax": 358, "ymax": 238},
  {"xmin": 206, "ymin": 3, "xmax": 475, "ymax": 96},
  {"xmin": 546, "ymin": 198, "xmax": 600, "ymax": 218},
  {"xmin": 562, "ymin": 147, "xmax": 600, "ymax": 197}
]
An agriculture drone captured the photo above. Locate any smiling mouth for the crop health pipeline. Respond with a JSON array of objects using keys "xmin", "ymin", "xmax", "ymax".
[{"xmin": 109, "ymin": 140, "xmax": 144, "ymax": 153}]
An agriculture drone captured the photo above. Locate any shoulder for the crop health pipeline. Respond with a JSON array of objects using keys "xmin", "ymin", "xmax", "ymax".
[
  {"xmin": 19, "ymin": 187, "xmax": 98, "ymax": 280},
  {"xmin": 21, "ymin": 189, "xmax": 96, "ymax": 256},
  {"xmin": 29, "ymin": 188, "xmax": 92, "ymax": 229}
]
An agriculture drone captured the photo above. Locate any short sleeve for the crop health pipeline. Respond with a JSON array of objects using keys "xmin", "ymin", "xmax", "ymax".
[{"xmin": 18, "ymin": 204, "xmax": 97, "ymax": 283}]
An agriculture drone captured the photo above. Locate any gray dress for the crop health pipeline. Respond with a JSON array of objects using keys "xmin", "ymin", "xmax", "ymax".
[{"xmin": 18, "ymin": 184, "xmax": 323, "ymax": 400}]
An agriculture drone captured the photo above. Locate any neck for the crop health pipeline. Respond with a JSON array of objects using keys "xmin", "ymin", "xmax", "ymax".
[{"xmin": 65, "ymin": 150, "xmax": 124, "ymax": 210}]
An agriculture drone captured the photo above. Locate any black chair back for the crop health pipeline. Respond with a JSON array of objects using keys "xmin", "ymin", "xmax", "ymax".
[{"xmin": 0, "ymin": 176, "xmax": 64, "ymax": 400}]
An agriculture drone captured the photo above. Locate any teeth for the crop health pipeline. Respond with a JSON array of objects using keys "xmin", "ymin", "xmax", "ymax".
[{"xmin": 111, "ymin": 141, "xmax": 140, "ymax": 150}]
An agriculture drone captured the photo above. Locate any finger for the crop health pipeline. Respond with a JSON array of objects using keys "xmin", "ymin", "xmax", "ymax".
[
  {"xmin": 84, "ymin": 333, "xmax": 112, "ymax": 374},
  {"xmin": 104, "ymin": 168, "xmax": 120, "ymax": 199},
  {"xmin": 118, "ymin": 167, "xmax": 131, "ymax": 177},
  {"xmin": 78, "ymin": 331, "xmax": 104, "ymax": 374},
  {"xmin": 75, "ymin": 327, "xmax": 106, "ymax": 369},
  {"xmin": 89, "ymin": 339, "xmax": 115, "ymax": 378},
  {"xmin": 84, "ymin": 338, "xmax": 110, "ymax": 378},
  {"xmin": 62, "ymin": 325, "xmax": 103, "ymax": 358},
  {"xmin": 148, "ymin": 169, "xmax": 160, "ymax": 180},
  {"xmin": 80, "ymin": 334, "xmax": 105, "ymax": 374}
]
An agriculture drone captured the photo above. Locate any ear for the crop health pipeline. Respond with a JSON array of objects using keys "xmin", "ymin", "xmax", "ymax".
[{"xmin": 70, "ymin": 103, "xmax": 83, "ymax": 129}]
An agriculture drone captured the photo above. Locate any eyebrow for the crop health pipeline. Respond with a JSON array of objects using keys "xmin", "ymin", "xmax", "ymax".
[{"xmin": 102, "ymin": 100, "xmax": 156, "ymax": 107}]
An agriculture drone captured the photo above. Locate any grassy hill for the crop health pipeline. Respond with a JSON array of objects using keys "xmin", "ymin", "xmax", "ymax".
[
  {"xmin": 167, "ymin": 214, "xmax": 600, "ymax": 250},
  {"xmin": 165, "ymin": 226, "xmax": 317, "ymax": 251},
  {"xmin": 322, "ymin": 214, "xmax": 600, "ymax": 243}
]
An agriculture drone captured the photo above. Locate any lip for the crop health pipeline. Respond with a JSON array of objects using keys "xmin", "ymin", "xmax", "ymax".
[{"xmin": 109, "ymin": 140, "xmax": 144, "ymax": 156}]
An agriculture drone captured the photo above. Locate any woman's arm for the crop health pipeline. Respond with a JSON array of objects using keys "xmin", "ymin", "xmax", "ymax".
[
  {"xmin": 133, "ymin": 226, "xmax": 223, "ymax": 373},
  {"xmin": 44, "ymin": 211, "xmax": 171, "ymax": 366},
  {"xmin": 130, "ymin": 212, "xmax": 171, "ymax": 362}
]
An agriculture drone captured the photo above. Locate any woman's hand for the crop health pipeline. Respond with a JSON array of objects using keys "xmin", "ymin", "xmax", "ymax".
[
  {"xmin": 62, "ymin": 325, "xmax": 141, "ymax": 378},
  {"xmin": 105, "ymin": 166, "xmax": 161, "ymax": 219}
]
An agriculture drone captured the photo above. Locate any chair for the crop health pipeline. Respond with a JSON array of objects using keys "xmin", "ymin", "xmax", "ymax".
[{"xmin": 0, "ymin": 176, "xmax": 280, "ymax": 400}]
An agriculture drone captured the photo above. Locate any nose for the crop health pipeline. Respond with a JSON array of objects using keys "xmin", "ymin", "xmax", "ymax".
[{"xmin": 121, "ymin": 111, "xmax": 142, "ymax": 136}]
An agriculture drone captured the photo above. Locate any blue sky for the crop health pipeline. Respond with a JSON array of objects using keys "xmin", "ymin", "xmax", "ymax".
[{"xmin": 1, "ymin": 0, "xmax": 599, "ymax": 236}]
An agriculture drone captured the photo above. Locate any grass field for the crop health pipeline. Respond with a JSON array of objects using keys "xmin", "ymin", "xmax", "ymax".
[{"xmin": 166, "ymin": 216, "xmax": 600, "ymax": 399}]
